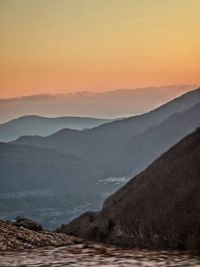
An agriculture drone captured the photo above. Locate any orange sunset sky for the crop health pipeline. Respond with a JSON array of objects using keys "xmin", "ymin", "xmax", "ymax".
[{"xmin": 0, "ymin": 0, "xmax": 200, "ymax": 98}]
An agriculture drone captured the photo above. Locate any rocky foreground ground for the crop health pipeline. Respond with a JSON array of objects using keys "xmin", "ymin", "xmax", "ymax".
[
  {"xmin": 0, "ymin": 219, "xmax": 81, "ymax": 250},
  {"xmin": 1, "ymin": 244, "xmax": 200, "ymax": 267},
  {"xmin": 0, "ymin": 218, "xmax": 200, "ymax": 266}
]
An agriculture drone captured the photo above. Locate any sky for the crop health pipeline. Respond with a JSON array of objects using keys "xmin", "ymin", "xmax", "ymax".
[{"xmin": 0, "ymin": 0, "xmax": 200, "ymax": 98}]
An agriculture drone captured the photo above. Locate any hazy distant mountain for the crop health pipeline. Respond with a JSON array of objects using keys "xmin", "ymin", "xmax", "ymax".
[
  {"xmin": 0, "ymin": 85, "xmax": 194, "ymax": 122},
  {"xmin": 110, "ymin": 103, "xmax": 200, "ymax": 176},
  {"xmin": 59, "ymin": 129, "xmax": 200, "ymax": 251},
  {"xmin": 0, "ymin": 142, "xmax": 100, "ymax": 194},
  {"xmin": 0, "ymin": 116, "xmax": 111, "ymax": 142},
  {"xmin": 15, "ymin": 88, "xmax": 200, "ymax": 173}
]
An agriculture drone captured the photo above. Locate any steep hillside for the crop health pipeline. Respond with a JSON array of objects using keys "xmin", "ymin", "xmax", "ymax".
[{"xmin": 59, "ymin": 129, "xmax": 200, "ymax": 252}]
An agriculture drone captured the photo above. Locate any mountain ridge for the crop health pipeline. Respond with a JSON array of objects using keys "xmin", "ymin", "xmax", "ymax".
[
  {"xmin": 0, "ymin": 116, "xmax": 111, "ymax": 142},
  {"xmin": 14, "ymin": 88, "xmax": 200, "ymax": 177}
]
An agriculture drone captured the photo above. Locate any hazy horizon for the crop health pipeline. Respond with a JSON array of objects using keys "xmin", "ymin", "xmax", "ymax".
[{"xmin": 0, "ymin": 85, "xmax": 196, "ymax": 123}]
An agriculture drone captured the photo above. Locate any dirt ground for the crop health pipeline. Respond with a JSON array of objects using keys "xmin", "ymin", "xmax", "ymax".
[{"xmin": 0, "ymin": 243, "xmax": 200, "ymax": 267}]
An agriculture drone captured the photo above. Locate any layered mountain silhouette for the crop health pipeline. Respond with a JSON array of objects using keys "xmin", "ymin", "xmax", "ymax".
[
  {"xmin": 14, "ymin": 88, "xmax": 200, "ymax": 177},
  {"xmin": 0, "ymin": 116, "xmax": 111, "ymax": 142},
  {"xmin": 59, "ymin": 128, "xmax": 200, "ymax": 251},
  {"xmin": 1, "ymin": 88, "xmax": 199, "ymax": 228},
  {"xmin": 111, "ymin": 102, "xmax": 200, "ymax": 176}
]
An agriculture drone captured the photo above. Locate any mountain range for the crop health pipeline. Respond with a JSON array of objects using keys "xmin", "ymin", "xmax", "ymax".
[
  {"xmin": 0, "ymin": 87, "xmax": 199, "ymax": 228},
  {"xmin": 0, "ymin": 116, "xmax": 111, "ymax": 142},
  {"xmin": 14, "ymin": 88, "xmax": 200, "ymax": 177}
]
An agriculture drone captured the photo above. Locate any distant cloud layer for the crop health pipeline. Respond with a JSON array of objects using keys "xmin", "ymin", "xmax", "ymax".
[{"xmin": 0, "ymin": 85, "xmax": 195, "ymax": 123}]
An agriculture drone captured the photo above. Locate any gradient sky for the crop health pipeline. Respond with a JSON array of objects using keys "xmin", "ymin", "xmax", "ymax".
[{"xmin": 0, "ymin": 0, "xmax": 200, "ymax": 98}]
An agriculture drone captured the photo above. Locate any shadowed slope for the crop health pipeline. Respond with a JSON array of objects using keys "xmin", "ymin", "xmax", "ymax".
[{"xmin": 59, "ymin": 129, "xmax": 200, "ymax": 251}]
